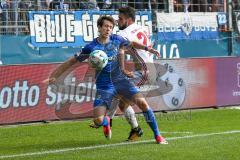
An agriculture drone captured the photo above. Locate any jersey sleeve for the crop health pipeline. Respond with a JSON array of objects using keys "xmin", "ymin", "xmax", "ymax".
[
  {"xmin": 119, "ymin": 30, "xmax": 128, "ymax": 40},
  {"xmin": 116, "ymin": 35, "xmax": 131, "ymax": 48},
  {"xmin": 74, "ymin": 44, "xmax": 91, "ymax": 62}
]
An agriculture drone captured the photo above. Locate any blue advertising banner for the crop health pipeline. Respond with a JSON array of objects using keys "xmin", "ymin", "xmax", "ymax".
[
  {"xmin": 156, "ymin": 12, "xmax": 219, "ymax": 41},
  {"xmin": 0, "ymin": 33, "xmax": 229, "ymax": 65},
  {"xmin": 29, "ymin": 10, "xmax": 152, "ymax": 47},
  {"xmin": 154, "ymin": 33, "xmax": 228, "ymax": 58}
]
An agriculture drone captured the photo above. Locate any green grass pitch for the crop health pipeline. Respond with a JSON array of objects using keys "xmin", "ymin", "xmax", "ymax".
[{"xmin": 0, "ymin": 108, "xmax": 240, "ymax": 160}]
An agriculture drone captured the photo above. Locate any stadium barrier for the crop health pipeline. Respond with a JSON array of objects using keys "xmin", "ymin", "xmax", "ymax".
[
  {"xmin": 0, "ymin": 10, "xmax": 237, "ymax": 65},
  {"xmin": 0, "ymin": 57, "xmax": 239, "ymax": 125}
]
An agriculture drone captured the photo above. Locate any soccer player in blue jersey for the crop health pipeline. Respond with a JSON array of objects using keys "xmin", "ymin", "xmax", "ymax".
[{"xmin": 46, "ymin": 16, "xmax": 167, "ymax": 144}]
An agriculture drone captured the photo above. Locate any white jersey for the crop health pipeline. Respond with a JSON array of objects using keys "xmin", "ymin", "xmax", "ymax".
[
  {"xmin": 119, "ymin": 23, "xmax": 154, "ymax": 63},
  {"xmin": 119, "ymin": 23, "xmax": 156, "ymax": 86}
]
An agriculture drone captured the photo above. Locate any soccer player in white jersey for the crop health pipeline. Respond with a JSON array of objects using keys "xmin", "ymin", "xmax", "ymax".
[{"xmin": 106, "ymin": 6, "xmax": 160, "ymax": 141}]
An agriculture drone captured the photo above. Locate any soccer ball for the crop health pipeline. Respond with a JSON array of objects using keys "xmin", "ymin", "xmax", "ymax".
[{"xmin": 89, "ymin": 50, "xmax": 108, "ymax": 70}]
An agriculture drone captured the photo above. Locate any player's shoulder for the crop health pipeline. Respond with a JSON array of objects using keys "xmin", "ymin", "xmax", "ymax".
[
  {"xmin": 82, "ymin": 39, "xmax": 97, "ymax": 54},
  {"xmin": 85, "ymin": 39, "xmax": 98, "ymax": 49},
  {"xmin": 121, "ymin": 23, "xmax": 145, "ymax": 37},
  {"xmin": 111, "ymin": 34, "xmax": 123, "ymax": 39},
  {"xmin": 126, "ymin": 23, "xmax": 142, "ymax": 31},
  {"xmin": 88, "ymin": 38, "xmax": 98, "ymax": 46},
  {"xmin": 110, "ymin": 34, "xmax": 127, "ymax": 42}
]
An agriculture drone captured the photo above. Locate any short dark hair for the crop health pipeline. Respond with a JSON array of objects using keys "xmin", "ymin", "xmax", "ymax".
[
  {"xmin": 97, "ymin": 16, "xmax": 116, "ymax": 28},
  {"xmin": 118, "ymin": 6, "xmax": 136, "ymax": 21}
]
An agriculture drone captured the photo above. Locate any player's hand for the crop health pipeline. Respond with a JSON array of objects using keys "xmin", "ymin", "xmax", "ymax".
[
  {"xmin": 123, "ymin": 70, "xmax": 134, "ymax": 78},
  {"xmin": 149, "ymin": 48, "xmax": 161, "ymax": 58},
  {"xmin": 42, "ymin": 77, "xmax": 57, "ymax": 84}
]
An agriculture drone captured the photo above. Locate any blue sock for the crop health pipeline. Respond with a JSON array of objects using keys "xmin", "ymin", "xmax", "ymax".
[
  {"xmin": 143, "ymin": 108, "xmax": 160, "ymax": 137},
  {"xmin": 101, "ymin": 116, "xmax": 109, "ymax": 127},
  {"xmin": 94, "ymin": 116, "xmax": 109, "ymax": 127}
]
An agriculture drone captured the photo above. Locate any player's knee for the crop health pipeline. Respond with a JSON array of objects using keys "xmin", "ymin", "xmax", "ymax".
[
  {"xmin": 118, "ymin": 103, "xmax": 125, "ymax": 112},
  {"xmin": 119, "ymin": 101, "xmax": 128, "ymax": 112},
  {"xmin": 119, "ymin": 105, "xmax": 124, "ymax": 112}
]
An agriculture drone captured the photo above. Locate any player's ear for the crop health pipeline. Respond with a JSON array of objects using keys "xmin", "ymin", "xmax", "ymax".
[
  {"xmin": 127, "ymin": 18, "xmax": 132, "ymax": 24},
  {"xmin": 97, "ymin": 25, "xmax": 101, "ymax": 32}
]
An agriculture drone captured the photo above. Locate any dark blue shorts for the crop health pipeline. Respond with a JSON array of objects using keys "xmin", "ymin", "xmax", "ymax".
[{"xmin": 94, "ymin": 77, "xmax": 139, "ymax": 109}]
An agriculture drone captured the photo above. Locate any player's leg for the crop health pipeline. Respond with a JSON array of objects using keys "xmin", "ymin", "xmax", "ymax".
[
  {"xmin": 131, "ymin": 93, "xmax": 168, "ymax": 144},
  {"xmin": 117, "ymin": 77, "xmax": 167, "ymax": 144},
  {"xmin": 106, "ymin": 95, "xmax": 138, "ymax": 128},
  {"xmin": 118, "ymin": 98, "xmax": 138, "ymax": 129},
  {"xmin": 93, "ymin": 106, "xmax": 107, "ymax": 125},
  {"xmin": 118, "ymin": 98, "xmax": 143, "ymax": 141},
  {"xmin": 106, "ymin": 97, "xmax": 119, "ymax": 126},
  {"xmin": 93, "ymin": 106, "xmax": 111, "ymax": 139},
  {"xmin": 106, "ymin": 93, "xmax": 143, "ymax": 141},
  {"xmin": 115, "ymin": 77, "xmax": 144, "ymax": 141},
  {"xmin": 107, "ymin": 70, "xmax": 143, "ymax": 127},
  {"xmin": 92, "ymin": 87, "xmax": 115, "ymax": 139}
]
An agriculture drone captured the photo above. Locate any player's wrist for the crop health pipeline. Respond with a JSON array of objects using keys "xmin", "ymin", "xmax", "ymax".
[{"xmin": 144, "ymin": 46, "xmax": 149, "ymax": 51}]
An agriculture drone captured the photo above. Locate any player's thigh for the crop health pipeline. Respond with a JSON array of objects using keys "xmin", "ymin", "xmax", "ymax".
[
  {"xmin": 93, "ymin": 86, "xmax": 115, "ymax": 123},
  {"xmin": 116, "ymin": 78, "xmax": 139, "ymax": 101},
  {"xmin": 116, "ymin": 78, "xmax": 149, "ymax": 111},
  {"xmin": 94, "ymin": 86, "xmax": 116, "ymax": 110},
  {"xmin": 118, "ymin": 97, "xmax": 133, "ymax": 112},
  {"xmin": 131, "ymin": 92, "xmax": 149, "ymax": 112}
]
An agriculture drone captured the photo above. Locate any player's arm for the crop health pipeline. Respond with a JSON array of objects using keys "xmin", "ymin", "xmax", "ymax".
[
  {"xmin": 130, "ymin": 41, "xmax": 161, "ymax": 58},
  {"xmin": 44, "ymin": 49, "xmax": 90, "ymax": 84},
  {"xmin": 119, "ymin": 35, "xmax": 161, "ymax": 58},
  {"xmin": 47, "ymin": 57, "xmax": 78, "ymax": 83},
  {"xmin": 119, "ymin": 48, "xmax": 134, "ymax": 78},
  {"xmin": 119, "ymin": 48, "xmax": 125, "ymax": 70}
]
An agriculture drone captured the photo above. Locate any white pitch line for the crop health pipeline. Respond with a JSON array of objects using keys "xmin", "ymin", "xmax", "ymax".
[
  {"xmin": 161, "ymin": 131, "xmax": 193, "ymax": 134},
  {"xmin": 0, "ymin": 130, "xmax": 240, "ymax": 159}
]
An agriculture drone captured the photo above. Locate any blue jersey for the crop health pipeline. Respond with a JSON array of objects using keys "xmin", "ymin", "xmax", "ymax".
[
  {"xmin": 75, "ymin": 34, "xmax": 130, "ymax": 85},
  {"xmin": 75, "ymin": 34, "xmax": 139, "ymax": 108}
]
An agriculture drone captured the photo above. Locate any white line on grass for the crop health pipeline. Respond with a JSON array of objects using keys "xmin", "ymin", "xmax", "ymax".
[
  {"xmin": 0, "ymin": 130, "xmax": 239, "ymax": 159},
  {"xmin": 161, "ymin": 131, "xmax": 193, "ymax": 134}
]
